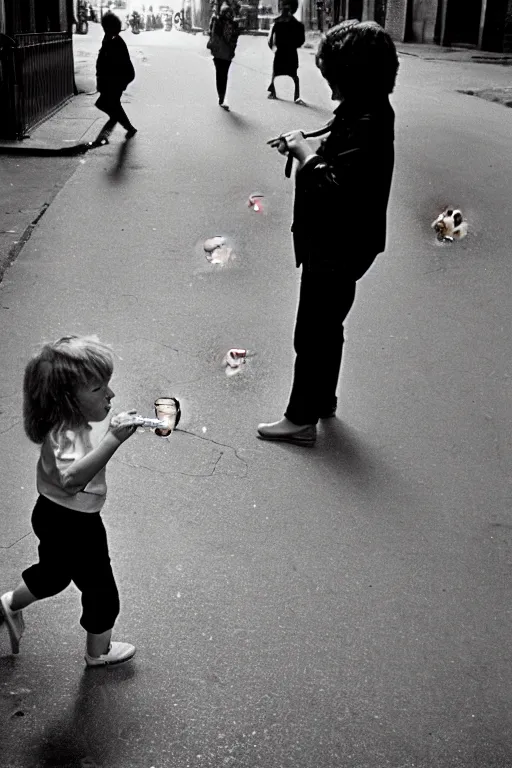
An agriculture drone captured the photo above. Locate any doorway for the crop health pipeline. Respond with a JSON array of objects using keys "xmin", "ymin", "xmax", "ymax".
[{"xmin": 445, "ymin": 0, "xmax": 482, "ymax": 47}]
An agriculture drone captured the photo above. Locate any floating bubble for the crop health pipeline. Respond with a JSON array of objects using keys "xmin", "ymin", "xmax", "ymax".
[
  {"xmin": 248, "ymin": 193, "xmax": 265, "ymax": 212},
  {"xmin": 431, "ymin": 207, "xmax": 468, "ymax": 242},
  {"xmin": 203, "ymin": 236, "xmax": 226, "ymax": 253},
  {"xmin": 224, "ymin": 348, "xmax": 247, "ymax": 376},
  {"xmin": 209, "ymin": 245, "xmax": 234, "ymax": 265},
  {"xmin": 195, "ymin": 235, "xmax": 239, "ymax": 270},
  {"xmin": 154, "ymin": 397, "xmax": 181, "ymax": 438}
]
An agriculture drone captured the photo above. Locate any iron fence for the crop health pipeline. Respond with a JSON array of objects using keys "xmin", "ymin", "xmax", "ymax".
[{"xmin": 0, "ymin": 32, "xmax": 74, "ymax": 139}]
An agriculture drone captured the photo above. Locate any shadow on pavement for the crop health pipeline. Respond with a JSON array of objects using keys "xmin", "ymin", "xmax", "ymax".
[
  {"xmin": 27, "ymin": 663, "xmax": 137, "ymax": 767},
  {"xmin": 222, "ymin": 110, "xmax": 253, "ymax": 130},
  {"xmin": 107, "ymin": 140, "xmax": 133, "ymax": 184},
  {"xmin": 316, "ymin": 419, "xmax": 396, "ymax": 494}
]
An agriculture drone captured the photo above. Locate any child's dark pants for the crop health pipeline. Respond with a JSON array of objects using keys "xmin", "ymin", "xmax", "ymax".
[
  {"xmin": 284, "ymin": 271, "xmax": 357, "ymax": 426},
  {"xmin": 22, "ymin": 495, "xmax": 120, "ymax": 634},
  {"xmin": 213, "ymin": 58, "xmax": 231, "ymax": 103},
  {"xmin": 95, "ymin": 88, "xmax": 133, "ymax": 138}
]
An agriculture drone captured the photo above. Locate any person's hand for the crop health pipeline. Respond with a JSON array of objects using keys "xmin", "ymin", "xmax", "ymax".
[
  {"xmin": 109, "ymin": 409, "xmax": 141, "ymax": 444},
  {"xmin": 268, "ymin": 130, "xmax": 312, "ymax": 160}
]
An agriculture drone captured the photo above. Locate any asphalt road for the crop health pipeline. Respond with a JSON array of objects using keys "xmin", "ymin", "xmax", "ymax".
[{"xmin": 1, "ymin": 26, "xmax": 511, "ymax": 768}]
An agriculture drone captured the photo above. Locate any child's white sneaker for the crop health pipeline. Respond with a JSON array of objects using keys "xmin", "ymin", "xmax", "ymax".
[
  {"xmin": 0, "ymin": 591, "xmax": 25, "ymax": 654},
  {"xmin": 85, "ymin": 641, "xmax": 136, "ymax": 667}
]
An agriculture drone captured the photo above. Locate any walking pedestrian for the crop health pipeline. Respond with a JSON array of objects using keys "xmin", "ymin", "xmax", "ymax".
[
  {"xmin": 91, "ymin": 12, "xmax": 137, "ymax": 147},
  {"xmin": 0, "ymin": 335, "xmax": 142, "ymax": 666},
  {"xmin": 258, "ymin": 21, "xmax": 399, "ymax": 446},
  {"xmin": 207, "ymin": 2, "xmax": 239, "ymax": 111},
  {"xmin": 267, "ymin": 0, "xmax": 305, "ymax": 104}
]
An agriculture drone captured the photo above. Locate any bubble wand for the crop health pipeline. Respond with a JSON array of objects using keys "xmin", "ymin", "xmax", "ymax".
[{"xmin": 267, "ymin": 119, "xmax": 335, "ymax": 178}]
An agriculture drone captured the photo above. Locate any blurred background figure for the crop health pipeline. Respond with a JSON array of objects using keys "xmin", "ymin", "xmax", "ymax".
[
  {"xmin": 207, "ymin": 2, "xmax": 239, "ymax": 111},
  {"xmin": 267, "ymin": 0, "xmax": 305, "ymax": 104}
]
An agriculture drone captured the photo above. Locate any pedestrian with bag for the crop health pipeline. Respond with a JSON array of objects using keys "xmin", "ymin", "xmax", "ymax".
[
  {"xmin": 258, "ymin": 21, "xmax": 399, "ymax": 446},
  {"xmin": 207, "ymin": 2, "xmax": 239, "ymax": 112},
  {"xmin": 91, "ymin": 12, "xmax": 137, "ymax": 147}
]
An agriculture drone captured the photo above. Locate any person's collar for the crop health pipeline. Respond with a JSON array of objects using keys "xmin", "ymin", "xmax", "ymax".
[{"xmin": 333, "ymin": 93, "xmax": 388, "ymax": 116}]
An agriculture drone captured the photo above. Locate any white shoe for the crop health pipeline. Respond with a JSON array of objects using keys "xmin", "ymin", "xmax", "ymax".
[
  {"xmin": 85, "ymin": 641, "xmax": 136, "ymax": 667},
  {"xmin": 0, "ymin": 591, "xmax": 25, "ymax": 654}
]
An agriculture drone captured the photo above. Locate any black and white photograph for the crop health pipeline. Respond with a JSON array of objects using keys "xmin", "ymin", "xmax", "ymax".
[{"xmin": 0, "ymin": 0, "xmax": 511, "ymax": 766}]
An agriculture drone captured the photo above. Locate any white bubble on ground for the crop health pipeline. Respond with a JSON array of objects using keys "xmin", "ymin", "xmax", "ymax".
[
  {"xmin": 223, "ymin": 348, "xmax": 247, "ymax": 376},
  {"xmin": 431, "ymin": 207, "xmax": 468, "ymax": 242},
  {"xmin": 209, "ymin": 245, "xmax": 234, "ymax": 265},
  {"xmin": 195, "ymin": 234, "xmax": 238, "ymax": 269}
]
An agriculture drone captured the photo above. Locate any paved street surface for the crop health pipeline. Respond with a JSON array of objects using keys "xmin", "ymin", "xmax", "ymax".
[{"xmin": 1, "ymin": 23, "xmax": 511, "ymax": 768}]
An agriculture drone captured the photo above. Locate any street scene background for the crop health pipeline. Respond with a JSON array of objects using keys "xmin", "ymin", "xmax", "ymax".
[{"xmin": 1, "ymin": 19, "xmax": 512, "ymax": 768}]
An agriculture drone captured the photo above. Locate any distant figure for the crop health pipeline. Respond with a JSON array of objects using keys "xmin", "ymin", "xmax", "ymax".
[
  {"xmin": 92, "ymin": 12, "xmax": 137, "ymax": 147},
  {"xmin": 258, "ymin": 21, "xmax": 399, "ymax": 446},
  {"xmin": 207, "ymin": 2, "xmax": 239, "ymax": 111},
  {"xmin": 267, "ymin": 0, "xmax": 305, "ymax": 104}
]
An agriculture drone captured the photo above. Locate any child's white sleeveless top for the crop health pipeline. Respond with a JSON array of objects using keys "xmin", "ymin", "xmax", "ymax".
[{"xmin": 37, "ymin": 419, "xmax": 110, "ymax": 512}]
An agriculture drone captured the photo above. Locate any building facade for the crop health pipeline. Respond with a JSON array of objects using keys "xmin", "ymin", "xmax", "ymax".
[{"xmin": 383, "ymin": 0, "xmax": 512, "ymax": 52}]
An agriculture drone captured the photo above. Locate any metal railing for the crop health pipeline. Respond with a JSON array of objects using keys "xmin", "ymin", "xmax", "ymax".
[{"xmin": 0, "ymin": 32, "xmax": 74, "ymax": 139}]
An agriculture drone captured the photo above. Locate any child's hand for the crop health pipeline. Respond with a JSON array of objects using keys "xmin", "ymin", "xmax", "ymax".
[{"xmin": 109, "ymin": 409, "xmax": 141, "ymax": 444}]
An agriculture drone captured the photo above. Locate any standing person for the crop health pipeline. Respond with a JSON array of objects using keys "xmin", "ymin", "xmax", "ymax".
[
  {"xmin": 0, "ymin": 335, "xmax": 143, "ymax": 666},
  {"xmin": 258, "ymin": 21, "xmax": 399, "ymax": 446},
  {"xmin": 267, "ymin": 0, "xmax": 305, "ymax": 104},
  {"xmin": 91, "ymin": 12, "xmax": 137, "ymax": 147},
  {"xmin": 207, "ymin": 2, "xmax": 239, "ymax": 111}
]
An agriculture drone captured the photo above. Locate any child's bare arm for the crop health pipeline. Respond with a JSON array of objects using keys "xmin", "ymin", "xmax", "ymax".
[{"xmin": 61, "ymin": 411, "xmax": 139, "ymax": 492}]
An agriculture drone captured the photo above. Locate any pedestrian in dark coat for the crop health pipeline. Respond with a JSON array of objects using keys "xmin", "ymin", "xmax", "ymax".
[
  {"xmin": 267, "ymin": 0, "xmax": 305, "ymax": 104},
  {"xmin": 207, "ymin": 2, "xmax": 239, "ymax": 111},
  {"xmin": 258, "ymin": 21, "xmax": 399, "ymax": 446},
  {"xmin": 92, "ymin": 12, "xmax": 136, "ymax": 146}
]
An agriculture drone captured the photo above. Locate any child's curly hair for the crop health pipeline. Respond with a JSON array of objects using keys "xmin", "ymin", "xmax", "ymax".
[
  {"xmin": 316, "ymin": 20, "xmax": 399, "ymax": 98},
  {"xmin": 23, "ymin": 335, "xmax": 114, "ymax": 444}
]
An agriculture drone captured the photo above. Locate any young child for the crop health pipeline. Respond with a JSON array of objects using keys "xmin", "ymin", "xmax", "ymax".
[
  {"xmin": 258, "ymin": 21, "xmax": 399, "ymax": 446},
  {"xmin": 208, "ymin": 2, "xmax": 239, "ymax": 111},
  {"xmin": 92, "ymin": 12, "xmax": 136, "ymax": 147},
  {"xmin": 0, "ymin": 335, "xmax": 141, "ymax": 666},
  {"xmin": 267, "ymin": 0, "xmax": 305, "ymax": 104}
]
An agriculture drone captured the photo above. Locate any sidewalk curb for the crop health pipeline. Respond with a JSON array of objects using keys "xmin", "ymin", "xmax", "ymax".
[
  {"xmin": 0, "ymin": 203, "xmax": 50, "ymax": 284},
  {"xmin": 0, "ymin": 143, "xmax": 90, "ymax": 156}
]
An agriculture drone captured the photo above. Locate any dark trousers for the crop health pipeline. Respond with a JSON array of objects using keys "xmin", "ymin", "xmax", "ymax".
[
  {"xmin": 95, "ymin": 89, "xmax": 133, "ymax": 139},
  {"xmin": 22, "ymin": 495, "xmax": 120, "ymax": 634},
  {"xmin": 213, "ymin": 58, "xmax": 231, "ymax": 103},
  {"xmin": 284, "ymin": 271, "xmax": 357, "ymax": 426}
]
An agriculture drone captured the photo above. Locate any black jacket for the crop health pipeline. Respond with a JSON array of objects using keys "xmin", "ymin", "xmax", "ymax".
[
  {"xmin": 292, "ymin": 96, "xmax": 395, "ymax": 278},
  {"xmin": 96, "ymin": 34, "xmax": 135, "ymax": 93}
]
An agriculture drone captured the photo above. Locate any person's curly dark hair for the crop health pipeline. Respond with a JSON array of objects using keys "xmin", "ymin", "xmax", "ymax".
[{"xmin": 316, "ymin": 20, "xmax": 399, "ymax": 97}]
